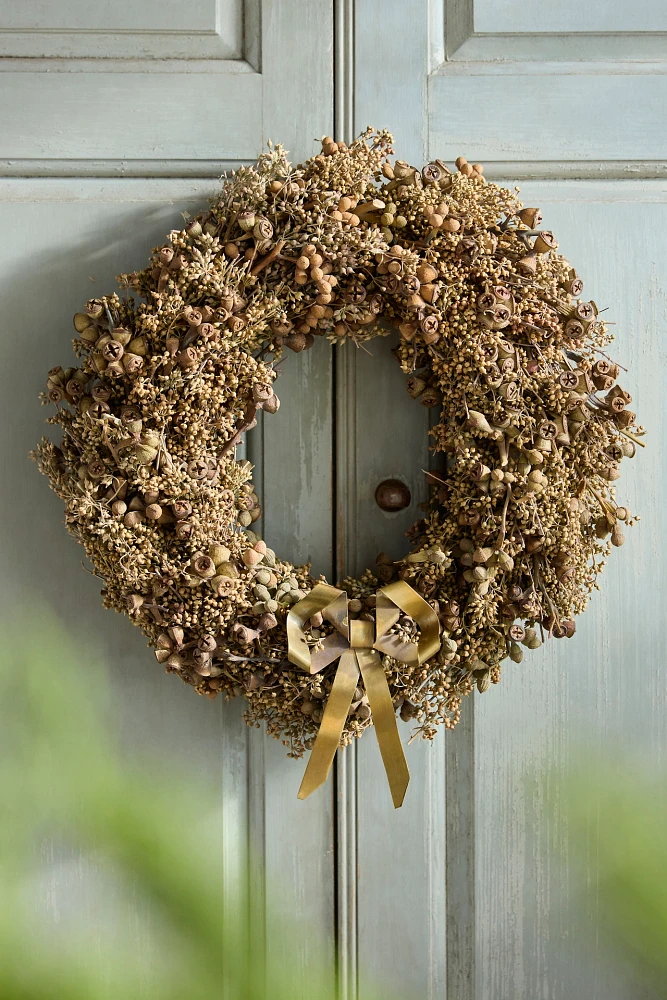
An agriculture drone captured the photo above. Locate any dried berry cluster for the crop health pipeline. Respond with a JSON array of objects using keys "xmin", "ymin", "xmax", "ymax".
[{"xmin": 35, "ymin": 129, "xmax": 642, "ymax": 757}]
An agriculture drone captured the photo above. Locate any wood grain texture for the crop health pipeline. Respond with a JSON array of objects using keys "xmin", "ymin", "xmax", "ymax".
[
  {"xmin": 337, "ymin": 331, "xmax": 448, "ymax": 1000},
  {"xmin": 1, "ymin": 0, "xmax": 337, "ymax": 989},
  {"xmin": 444, "ymin": 0, "xmax": 667, "ymax": 60}
]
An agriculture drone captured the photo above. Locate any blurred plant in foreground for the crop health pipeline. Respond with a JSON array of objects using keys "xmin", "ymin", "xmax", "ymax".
[
  {"xmin": 564, "ymin": 765, "xmax": 667, "ymax": 998},
  {"xmin": 0, "ymin": 608, "xmax": 382, "ymax": 1000}
]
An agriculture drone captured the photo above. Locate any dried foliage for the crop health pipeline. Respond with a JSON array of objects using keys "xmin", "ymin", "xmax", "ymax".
[{"xmin": 34, "ymin": 130, "xmax": 642, "ymax": 757}]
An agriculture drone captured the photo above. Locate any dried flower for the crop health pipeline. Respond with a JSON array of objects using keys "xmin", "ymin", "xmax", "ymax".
[{"xmin": 33, "ymin": 129, "xmax": 642, "ymax": 760}]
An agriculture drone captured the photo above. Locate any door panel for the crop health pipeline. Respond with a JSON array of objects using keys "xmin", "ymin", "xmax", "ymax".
[
  {"xmin": 8, "ymin": 0, "xmax": 666, "ymax": 995},
  {"xmin": 0, "ymin": 0, "xmax": 331, "ymax": 175},
  {"xmin": 3, "ymin": 0, "xmax": 335, "ymax": 991},
  {"xmin": 350, "ymin": 2, "xmax": 667, "ymax": 997},
  {"xmin": 474, "ymin": 182, "xmax": 666, "ymax": 1000}
]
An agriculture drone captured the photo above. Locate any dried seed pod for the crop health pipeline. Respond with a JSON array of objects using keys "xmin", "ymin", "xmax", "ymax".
[
  {"xmin": 416, "ymin": 263, "xmax": 438, "ymax": 283},
  {"xmin": 422, "ymin": 162, "xmax": 445, "ymax": 184},
  {"xmin": 420, "ymin": 387, "xmax": 442, "ymax": 407},
  {"xmin": 522, "ymin": 629, "xmax": 542, "ymax": 650},
  {"xmin": 209, "ymin": 543, "xmax": 231, "ymax": 566},
  {"xmin": 175, "ymin": 520, "xmax": 193, "ymax": 540},
  {"xmin": 509, "ymin": 642, "xmax": 524, "ymax": 663},
  {"xmin": 191, "ymin": 554, "xmax": 216, "ymax": 579},
  {"xmin": 171, "ymin": 500, "xmax": 192, "ymax": 519},
  {"xmin": 517, "ymin": 254, "xmax": 537, "ymax": 274},
  {"xmin": 406, "ymin": 376, "xmax": 427, "ymax": 399},
  {"xmin": 611, "ymin": 522, "xmax": 625, "ymax": 547},
  {"xmin": 476, "ymin": 671, "xmax": 491, "ymax": 693},
  {"xmin": 517, "ymin": 207, "xmax": 542, "ymax": 228},
  {"xmin": 467, "ymin": 410, "xmax": 497, "ymax": 436},
  {"xmin": 533, "ymin": 232, "xmax": 558, "ymax": 254},
  {"xmin": 183, "ymin": 306, "xmax": 202, "ymax": 327}
]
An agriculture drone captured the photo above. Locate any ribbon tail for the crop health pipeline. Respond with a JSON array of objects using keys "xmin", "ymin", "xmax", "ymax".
[
  {"xmin": 357, "ymin": 650, "xmax": 410, "ymax": 809},
  {"xmin": 298, "ymin": 651, "xmax": 359, "ymax": 801}
]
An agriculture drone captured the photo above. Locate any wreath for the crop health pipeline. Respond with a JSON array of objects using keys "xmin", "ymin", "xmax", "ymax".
[{"xmin": 35, "ymin": 129, "xmax": 642, "ymax": 805}]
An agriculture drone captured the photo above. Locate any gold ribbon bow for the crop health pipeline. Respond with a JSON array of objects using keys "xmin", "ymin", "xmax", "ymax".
[{"xmin": 287, "ymin": 580, "xmax": 440, "ymax": 808}]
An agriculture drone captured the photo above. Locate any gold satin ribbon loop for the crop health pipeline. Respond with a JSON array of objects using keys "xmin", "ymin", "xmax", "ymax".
[{"xmin": 287, "ymin": 579, "xmax": 441, "ymax": 809}]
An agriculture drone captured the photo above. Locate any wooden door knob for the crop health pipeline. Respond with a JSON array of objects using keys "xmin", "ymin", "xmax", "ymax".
[{"xmin": 375, "ymin": 479, "xmax": 411, "ymax": 512}]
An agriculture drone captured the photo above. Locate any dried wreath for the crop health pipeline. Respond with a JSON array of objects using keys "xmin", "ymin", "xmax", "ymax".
[{"xmin": 35, "ymin": 129, "xmax": 642, "ymax": 805}]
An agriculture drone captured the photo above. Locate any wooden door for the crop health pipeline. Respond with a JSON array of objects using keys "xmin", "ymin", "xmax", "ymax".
[
  {"xmin": 1, "ymin": 2, "xmax": 337, "ymax": 994},
  {"xmin": 6, "ymin": 0, "xmax": 666, "ymax": 997},
  {"xmin": 343, "ymin": 2, "xmax": 667, "ymax": 998}
]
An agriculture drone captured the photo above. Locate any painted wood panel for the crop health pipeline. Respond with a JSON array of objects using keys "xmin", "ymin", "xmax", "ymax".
[
  {"xmin": 474, "ymin": 180, "xmax": 667, "ymax": 1000},
  {"xmin": 473, "ymin": 0, "xmax": 667, "ymax": 33},
  {"xmin": 0, "ymin": 0, "xmax": 332, "ymax": 172},
  {"xmin": 335, "ymin": 333, "xmax": 446, "ymax": 999},
  {"xmin": 0, "ymin": 182, "xmax": 232, "ymax": 988},
  {"xmin": 429, "ymin": 70, "xmax": 667, "ymax": 166},
  {"xmin": 0, "ymin": 0, "xmax": 243, "ymax": 58},
  {"xmin": 351, "ymin": 1, "xmax": 666, "ymax": 997},
  {"xmin": 1, "ymin": 0, "xmax": 335, "ymax": 989},
  {"xmin": 0, "ymin": 175, "xmax": 335, "ymax": 991},
  {"xmin": 0, "ymin": 70, "xmax": 263, "ymax": 161}
]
